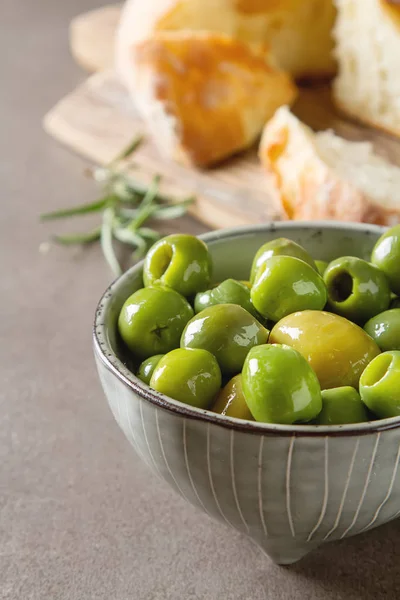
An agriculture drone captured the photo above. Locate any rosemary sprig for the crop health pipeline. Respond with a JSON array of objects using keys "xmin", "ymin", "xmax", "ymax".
[{"xmin": 40, "ymin": 135, "xmax": 195, "ymax": 276}]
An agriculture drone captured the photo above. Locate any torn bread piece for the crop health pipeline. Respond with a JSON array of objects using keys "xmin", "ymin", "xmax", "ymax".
[
  {"xmin": 333, "ymin": 0, "xmax": 400, "ymax": 137},
  {"xmin": 259, "ymin": 106, "xmax": 400, "ymax": 225},
  {"xmin": 116, "ymin": 0, "xmax": 337, "ymax": 82},
  {"xmin": 127, "ymin": 31, "xmax": 297, "ymax": 167}
]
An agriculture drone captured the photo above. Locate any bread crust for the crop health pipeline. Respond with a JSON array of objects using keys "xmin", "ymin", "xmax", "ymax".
[
  {"xmin": 116, "ymin": 0, "xmax": 337, "ymax": 81},
  {"xmin": 130, "ymin": 32, "xmax": 297, "ymax": 167},
  {"xmin": 259, "ymin": 107, "xmax": 400, "ymax": 225}
]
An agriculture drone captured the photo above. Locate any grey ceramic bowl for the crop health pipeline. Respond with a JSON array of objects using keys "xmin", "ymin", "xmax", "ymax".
[{"xmin": 94, "ymin": 222, "xmax": 400, "ymax": 565}]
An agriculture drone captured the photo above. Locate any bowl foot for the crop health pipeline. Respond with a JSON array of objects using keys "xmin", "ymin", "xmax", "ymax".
[{"xmin": 254, "ymin": 537, "xmax": 319, "ymax": 565}]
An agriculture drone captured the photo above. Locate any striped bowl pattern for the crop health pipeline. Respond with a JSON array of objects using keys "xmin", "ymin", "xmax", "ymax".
[{"xmin": 94, "ymin": 223, "xmax": 400, "ymax": 565}]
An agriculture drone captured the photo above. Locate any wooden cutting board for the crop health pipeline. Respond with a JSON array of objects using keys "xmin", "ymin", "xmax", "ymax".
[{"xmin": 44, "ymin": 5, "xmax": 400, "ymax": 230}]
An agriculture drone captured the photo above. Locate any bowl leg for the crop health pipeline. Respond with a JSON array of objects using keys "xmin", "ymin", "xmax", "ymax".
[{"xmin": 253, "ymin": 536, "xmax": 320, "ymax": 565}]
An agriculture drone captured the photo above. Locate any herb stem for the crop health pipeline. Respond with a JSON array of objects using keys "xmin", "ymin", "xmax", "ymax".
[
  {"xmin": 40, "ymin": 197, "xmax": 111, "ymax": 221},
  {"xmin": 52, "ymin": 227, "xmax": 101, "ymax": 245},
  {"xmin": 101, "ymin": 207, "xmax": 121, "ymax": 277}
]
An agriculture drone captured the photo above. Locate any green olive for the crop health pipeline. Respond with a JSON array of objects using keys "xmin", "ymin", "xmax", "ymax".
[
  {"xmin": 250, "ymin": 237, "xmax": 317, "ymax": 284},
  {"xmin": 212, "ymin": 374, "xmax": 253, "ymax": 420},
  {"xmin": 364, "ymin": 309, "xmax": 400, "ymax": 351},
  {"xmin": 251, "ymin": 256, "xmax": 327, "ymax": 322},
  {"xmin": 270, "ymin": 310, "xmax": 381, "ymax": 389},
  {"xmin": 371, "ymin": 225, "xmax": 400, "ymax": 295},
  {"xmin": 390, "ymin": 297, "xmax": 400, "ymax": 309},
  {"xmin": 143, "ymin": 234, "xmax": 212, "ymax": 297},
  {"xmin": 316, "ymin": 387, "xmax": 368, "ymax": 425},
  {"xmin": 137, "ymin": 355, "xmax": 164, "ymax": 385},
  {"xmin": 360, "ymin": 351, "xmax": 400, "ymax": 418},
  {"xmin": 150, "ymin": 348, "xmax": 221, "ymax": 409},
  {"xmin": 315, "ymin": 260, "xmax": 329, "ymax": 276},
  {"xmin": 242, "ymin": 344, "xmax": 322, "ymax": 424},
  {"xmin": 324, "ymin": 256, "xmax": 391, "ymax": 324},
  {"xmin": 118, "ymin": 286, "xmax": 193, "ymax": 359},
  {"xmin": 194, "ymin": 278, "xmax": 260, "ymax": 318},
  {"xmin": 181, "ymin": 304, "xmax": 269, "ymax": 375}
]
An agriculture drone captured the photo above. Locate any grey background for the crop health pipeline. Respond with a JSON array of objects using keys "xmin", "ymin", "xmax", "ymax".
[{"xmin": 1, "ymin": 1, "xmax": 400, "ymax": 598}]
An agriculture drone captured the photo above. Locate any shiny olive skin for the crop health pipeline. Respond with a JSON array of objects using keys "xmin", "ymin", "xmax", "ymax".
[
  {"xmin": 212, "ymin": 374, "xmax": 253, "ymax": 420},
  {"xmin": 143, "ymin": 234, "xmax": 212, "ymax": 297},
  {"xmin": 364, "ymin": 309, "xmax": 400, "ymax": 351},
  {"xmin": 150, "ymin": 348, "xmax": 221, "ymax": 409},
  {"xmin": 316, "ymin": 387, "xmax": 368, "ymax": 425},
  {"xmin": 181, "ymin": 304, "xmax": 269, "ymax": 375},
  {"xmin": 137, "ymin": 354, "xmax": 164, "ymax": 385},
  {"xmin": 118, "ymin": 286, "xmax": 193, "ymax": 359},
  {"xmin": 270, "ymin": 310, "xmax": 381, "ymax": 389},
  {"xmin": 194, "ymin": 278, "xmax": 260, "ymax": 318},
  {"xmin": 315, "ymin": 260, "xmax": 328, "ymax": 276},
  {"xmin": 360, "ymin": 351, "xmax": 400, "ymax": 418},
  {"xmin": 251, "ymin": 256, "xmax": 327, "ymax": 322},
  {"xmin": 250, "ymin": 238, "xmax": 317, "ymax": 284},
  {"xmin": 324, "ymin": 256, "xmax": 391, "ymax": 324},
  {"xmin": 242, "ymin": 344, "xmax": 322, "ymax": 424},
  {"xmin": 371, "ymin": 225, "xmax": 400, "ymax": 295}
]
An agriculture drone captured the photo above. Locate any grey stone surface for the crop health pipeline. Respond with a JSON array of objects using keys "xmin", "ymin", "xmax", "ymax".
[{"xmin": 1, "ymin": 1, "xmax": 400, "ymax": 598}]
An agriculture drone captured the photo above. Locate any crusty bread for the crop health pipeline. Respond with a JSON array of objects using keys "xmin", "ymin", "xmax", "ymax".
[
  {"xmin": 259, "ymin": 106, "xmax": 400, "ymax": 225},
  {"xmin": 333, "ymin": 0, "xmax": 400, "ymax": 138},
  {"xmin": 116, "ymin": 0, "xmax": 337, "ymax": 82},
  {"xmin": 123, "ymin": 31, "xmax": 297, "ymax": 167}
]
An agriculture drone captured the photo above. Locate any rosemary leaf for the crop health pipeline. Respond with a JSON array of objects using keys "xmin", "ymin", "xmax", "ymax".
[
  {"xmin": 40, "ymin": 197, "xmax": 111, "ymax": 221},
  {"xmin": 112, "ymin": 179, "xmax": 142, "ymax": 203},
  {"xmin": 113, "ymin": 227, "xmax": 140, "ymax": 246},
  {"xmin": 52, "ymin": 227, "xmax": 101, "ymax": 245},
  {"xmin": 101, "ymin": 207, "xmax": 121, "ymax": 276},
  {"xmin": 136, "ymin": 227, "xmax": 161, "ymax": 243},
  {"xmin": 141, "ymin": 175, "xmax": 162, "ymax": 208},
  {"xmin": 127, "ymin": 176, "xmax": 161, "ymax": 231},
  {"xmin": 109, "ymin": 134, "xmax": 144, "ymax": 166},
  {"xmin": 152, "ymin": 196, "xmax": 195, "ymax": 220},
  {"xmin": 118, "ymin": 207, "xmax": 140, "ymax": 220},
  {"xmin": 113, "ymin": 227, "xmax": 149, "ymax": 255},
  {"xmin": 132, "ymin": 243, "xmax": 149, "ymax": 260}
]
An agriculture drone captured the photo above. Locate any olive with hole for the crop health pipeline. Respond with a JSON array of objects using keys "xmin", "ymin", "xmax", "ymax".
[
  {"xmin": 270, "ymin": 310, "xmax": 381, "ymax": 389},
  {"xmin": 250, "ymin": 237, "xmax": 317, "ymax": 284},
  {"xmin": 360, "ymin": 351, "xmax": 400, "ymax": 419},
  {"xmin": 324, "ymin": 256, "xmax": 391, "ymax": 324},
  {"xmin": 143, "ymin": 233, "xmax": 212, "ymax": 297}
]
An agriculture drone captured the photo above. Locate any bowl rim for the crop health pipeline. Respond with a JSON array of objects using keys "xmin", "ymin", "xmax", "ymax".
[{"xmin": 93, "ymin": 220, "xmax": 400, "ymax": 437}]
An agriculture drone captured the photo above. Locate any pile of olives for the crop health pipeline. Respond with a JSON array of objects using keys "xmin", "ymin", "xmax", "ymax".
[{"xmin": 117, "ymin": 226, "xmax": 400, "ymax": 426}]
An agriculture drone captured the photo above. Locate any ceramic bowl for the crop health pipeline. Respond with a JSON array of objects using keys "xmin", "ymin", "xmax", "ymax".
[{"xmin": 93, "ymin": 222, "xmax": 400, "ymax": 565}]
